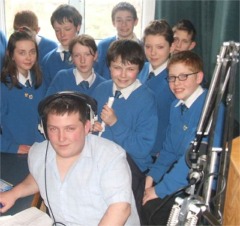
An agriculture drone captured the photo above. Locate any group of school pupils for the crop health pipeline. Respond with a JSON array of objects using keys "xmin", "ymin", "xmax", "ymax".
[{"xmin": 0, "ymin": 2, "xmax": 225, "ymax": 225}]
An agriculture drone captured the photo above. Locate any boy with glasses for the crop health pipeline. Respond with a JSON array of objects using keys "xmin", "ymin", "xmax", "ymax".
[{"xmin": 141, "ymin": 51, "xmax": 225, "ymax": 225}]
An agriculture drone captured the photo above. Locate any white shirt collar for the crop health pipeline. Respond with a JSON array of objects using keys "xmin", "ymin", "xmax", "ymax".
[
  {"xmin": 57, "ymin": 45, "xmax": 71, "ymax": 61},
  {"xmin": 73, "ymin": 68, "xmax": 96, "ymax": 87},
  {"xmin": 175, "ymin": 86, "xmax": 204, "ymax": 108},
  {"xmin": 18, "ymin": 71, "xmax": 32, "ymax": 86},
  {"xmin": 116, "ymin": 33, "xmax": 139, "ymax": 42},
  {"xmin": 149, "ymin": 60, "xmax": 168, "ymax": 76},
  {"xmin": 113, "ymin": 79, "xmax": 142, "ymax": 99}
]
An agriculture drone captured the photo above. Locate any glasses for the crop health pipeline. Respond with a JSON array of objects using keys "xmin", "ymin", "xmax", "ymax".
[{"xmin": 166, "ymin": 72, "xmax": 199, "ymax": 82}]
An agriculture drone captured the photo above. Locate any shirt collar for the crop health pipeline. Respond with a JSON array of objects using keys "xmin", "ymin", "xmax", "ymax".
[
  {"xmin": 116, "ymin": 32, "xmax": 139, "ymax": 42},
  {"xmin": 73, "ymin": 68, "xmax": 96, "ymax": 87},
  {"xmin": 57, "ymin": 45, "xmax": 71, "ymax": 61},
  {"xmin": 18, "ymin": 71, "xmax": 32, "ymax": 86},
  {"xmin": 149, "ymin": 60, "xmax": 168, "ymax": 76},
  {"xmin": 113, "ymin": 79, "xmax": 142, "ymax": 99},
  {"xmin": 175, "ymin": 86, "xmax": 204, "ymax": 108}
]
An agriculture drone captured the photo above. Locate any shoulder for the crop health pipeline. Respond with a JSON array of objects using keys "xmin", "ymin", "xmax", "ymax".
[
  {"xmin": 86, "ymin": 134, "xmax": 126, "ymax": 159},
  {"xmin": 98, "ymin": 36, "xmax": 116, "ymax": 47},
  {"xmin": 29, "ymin": 141, "xmax": 48, "ymax": 161}
]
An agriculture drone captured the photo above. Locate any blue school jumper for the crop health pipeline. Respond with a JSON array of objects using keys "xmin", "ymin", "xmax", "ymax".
[
  {"xmin": 41, "ymin": 48, "xmax": 74, "ymax": 87},
  {"xmin": 92, "ymin": 80, "xmax": 158, "ymax": 172},
  {"xmin": 148, "ymin": 90, "xmax": 225, "ymax": 198},
  {"xmin": 46, "ymin": 68, "xmax": 106, "ymax": 97},
  {"xmin": 138, "ymin": 62, "xmax": 176, "ymax": 156},
  {"xmin": 0, "ymin": 74, "xmax": 46, "ymax": 153},
  {"xmin": 94, "ymin": 36, "xmax": 117, "ymax": 80},
  {"xmin": 38, "ymin": 36, "xmax": 57, "ymax": 64}
]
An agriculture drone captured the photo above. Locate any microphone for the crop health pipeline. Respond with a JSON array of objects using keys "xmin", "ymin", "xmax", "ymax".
[{"xmin": 98, "ymin": 97, "xmax": 114, "ymax": 137}]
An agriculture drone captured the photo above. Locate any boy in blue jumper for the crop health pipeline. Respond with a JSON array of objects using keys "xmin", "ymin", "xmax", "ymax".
[
  {"xmin": 0, "ymin": 27, "xmax": 46, "ymax": 154},
  {"xmin": 138, "ymin": 19, "xmax": 176, "ymax": 158},
  {"xmin": 13, "ymin": 10, "xmax": 57, "ymax": 65},
  {"xmin": 92, "ymin": 39, "xmax": 158, "ymax": 217},
  {"xmin": 141, "ymin": 51, "xmax": 225, "ymax": 225},
  {"xmin": 94, "ymin": 2, "xmax": 140, "ymax": 80},
  {"xmin": 41, "ymin": 4, "xmax": 82, "ymax": 87},
  {"xmin": 46, "ymin": 34, "xmax": 105, "ymax": 97}
]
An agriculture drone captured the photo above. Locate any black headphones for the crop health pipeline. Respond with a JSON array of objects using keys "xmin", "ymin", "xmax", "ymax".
[{"xmin": 38, "ymin": 91, "xmax": 97, "ymax": 139}]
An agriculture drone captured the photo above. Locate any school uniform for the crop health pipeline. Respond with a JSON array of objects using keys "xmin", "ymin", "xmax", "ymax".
[
  {"xmin": 92, "ymin": 79, "xmax": 158, "ymax": 218},
  {"xmin": 46, "ymin": 68, "xmax": 106, "ymax": 97},
  {"xmin": 37, "ymin": 35, "xmax": 57, "ymax": 64},
  {"xmin": 138, "ymin": 61, "xmax": 176, "ymax": 157},
  {"xmin": 94, "ymin": 34, "xmax": 142, "ymax": 80},
  {"xmin": 142, "ymin": 88, "xmax": 225, "ymax": 225},
  {"xmin": 0, "ymin": 72, "xmax": 46, "ymax": 153},
  {"xmin": 41, "ymin": 46, "xmax": 74, "ymax": 88},
  {"xmin": 93, "ymin": 79, "xmax": 158, "ymax": 172}
]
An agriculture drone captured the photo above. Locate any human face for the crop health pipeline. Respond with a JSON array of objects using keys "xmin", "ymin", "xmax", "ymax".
[
  {"xmin": 173, "ymin": 30, "xmax": 196, "ymax": 54},
  {"xmin": 110, "ymin": 56, "xmax": 139, "ymax": 90},
  {"xmin": 72, "ymin": 43, "xmax": 97, "ymax": 79},
  {"xmin": 53, "ymin": 20, "xmax": 80, "ymax": 49},
  {"xmin": 144, "ymin": 35, "xmax": 173, "ymax": 70},
  {"xmin": 168, "ymin": 62, "xmax": 203, "ymax": 101},
  {"xmin": 12, "ymin": 40, "xmax": 37, "ymax": 77},
  {"xmin": 113, "ymin": 10, "xmax": 138, "ymax": 39},
  {"xmin": 47, "ymin": 112, "xmax": 90, "ymax": 159}
]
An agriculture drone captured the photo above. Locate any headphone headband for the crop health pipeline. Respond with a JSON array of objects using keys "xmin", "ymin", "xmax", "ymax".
[
  {"xmin": 38, "ymin": 91, "xmax": 97, "ymax": 139},
  {"xmin": 38, "ymin": 91, "xmax": 97, "ymax": 117}
]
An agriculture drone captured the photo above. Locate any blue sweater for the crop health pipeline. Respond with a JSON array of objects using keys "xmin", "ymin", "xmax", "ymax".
[
  {"xmin": 148, "ymin": 90, "xmax": 225, "ymax": 198},
  {"xmin": 0, "ymin": 74, "xmax": 46, "ymax": 153},
  {"xmin": 138, "ymin": 62, "xmax": 176, "ymax": 156},
  {"xmin": 46, "ymin": 68, "xmax": 106, "ymax": 97},
  {"xmin": 41, "ymin": 48, "xmax": 74, "ymax": 88},
  {"xmin": 92, "ymin": 80, "xmax": 158, "ymax": 172},
  {"xmin": 38, "ymin": 36, "xmax": 57, "ymax": 65},
  {"xmin": 94, "ymin": 36, "xmax": 117, "ymax": 80}
]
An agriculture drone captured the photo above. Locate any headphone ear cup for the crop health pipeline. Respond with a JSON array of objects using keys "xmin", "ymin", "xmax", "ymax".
[{"xmin": 38, "ymin": 118, "xmax": 48, "ymax": 140}]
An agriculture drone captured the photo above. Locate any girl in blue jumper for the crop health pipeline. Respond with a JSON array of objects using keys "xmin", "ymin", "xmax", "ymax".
[
  {"xmin": 138, "ymin": 20, "xmax": 176, "ymax": 158},
  {"xmin": 92, "ymin": 39, "xmax": 158, "ymax": 217},
  {"xmin": 46, "ymin": 34, "xmax": 105, "ymax": 97},
  {"xmin": 141, "ymin": 51, "xmax": 225, "ymax": 225},
  {"xmin": 41, "ymin": 4, "xmax": 82, "ymax": 88},
  {"xmin": 0, "ymin": 27, "xmax": 46, "ymax": 154}
]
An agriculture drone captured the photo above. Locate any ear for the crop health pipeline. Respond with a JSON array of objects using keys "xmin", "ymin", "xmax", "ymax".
[
  {"xmin": 94, "ymin": 51, "xmax": 98, "ymax": 61},
  {"xmin": 76, "ymin": 25, "xmax": 81, "ymax": 34},
  {"xmin": 134, "ymin": 18, "xmax": 139, "ymax": 26},
  {"xmin": 36, "ymin": 27, "xmax": 40, "ymax": 34},
  {"xmin": 189, "ymin": 41, "xmax": 196, "ymax": 50},
  {"xmin": 169, "ymin": 42, "xmax": 176, "ymax": 54},
  {"xmin": 196, "ymin": 71, "xmax": 204, "ymax": 84},
  {"xmin": 84, "ymin": 120, "xmax": 91, "ymax": 134}
]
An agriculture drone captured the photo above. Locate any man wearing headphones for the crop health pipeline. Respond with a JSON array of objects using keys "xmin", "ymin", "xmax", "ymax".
[{"xmin": 0, "ymin": 92, "xmax": 140, "ymax": 225}]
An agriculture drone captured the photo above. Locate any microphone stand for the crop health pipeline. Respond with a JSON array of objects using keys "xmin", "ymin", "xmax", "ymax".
[{"xmin": 167, "ymin": 41, "xmax": 240, "ymax": 226}]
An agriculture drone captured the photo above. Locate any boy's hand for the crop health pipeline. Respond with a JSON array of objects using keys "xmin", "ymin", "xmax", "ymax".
[
  {"xmin": 142, "ymin": 187, "xmax": 158, "ymax": 205},
  {"xmin": 92, "ymin": 121, "xmax": 103, "ymax": 132},
  {"xmin": 18, "ymin": 145, "xmax": 31, "ymax": 154},
  {"xmin": 0, "ymin": 190, "xmax": 17, "ymax": 213},
  {"xmin": 101, "ymin": 104, "xmax": 117, "ymax": 126}
]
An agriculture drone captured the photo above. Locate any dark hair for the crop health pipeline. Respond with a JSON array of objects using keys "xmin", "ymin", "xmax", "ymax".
[
  {"xmin": 167, "ymin": 50, "xmax": 203, "ymax": 72},
  {"xmin": 50, "ymin": 4, "xmax": 82, "ymax": 29},
  {"xmin": 172, "ymin": 19, "xmax": 196, "ymax": 41},
  {"xmin": 69, "ymin": 34, "xmax": 97, "ymax": 56},
  {"xmin": 111, "ymin": 2, "xmax": 138, "ymax": 21},
  {"xmin": 142, "ymin": 19, "xmax": 174, "ymax": 46},
  {"xmin": 1, "ymin": 26, "xmax": 42, "ymax": 89},
  {"xmin": 13, "ymin": 10, "xmax": 39, "ymax": 32},
  {"xmin": 38, "ymin": 92, "xmax": 97, "ymax": 139},
  {"xmin": 107, "ymin": 39, "xmax": 145, "ymax": 71}
]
